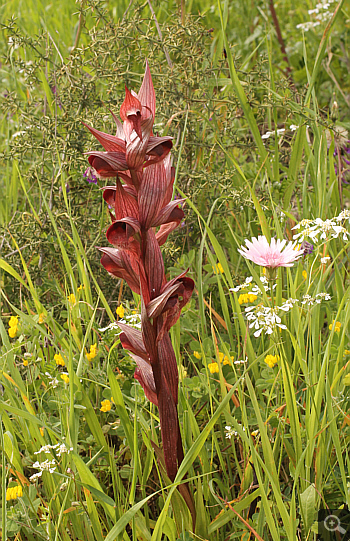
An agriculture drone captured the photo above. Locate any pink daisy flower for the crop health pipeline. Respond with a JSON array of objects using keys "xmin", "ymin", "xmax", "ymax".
[{"xmin": 238, "ymin": 236, "xmax": 304, "ymax": 268}]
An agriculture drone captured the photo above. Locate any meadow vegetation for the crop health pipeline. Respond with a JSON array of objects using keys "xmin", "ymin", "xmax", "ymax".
[{"xmin": 1, "ymin": 0, "xmax": 350, "ymax": 539}]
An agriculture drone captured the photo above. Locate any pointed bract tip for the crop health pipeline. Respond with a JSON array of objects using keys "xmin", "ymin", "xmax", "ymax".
[{"xmin": 120, "ymin": 87, "xmax": 142, "ymax": 121}]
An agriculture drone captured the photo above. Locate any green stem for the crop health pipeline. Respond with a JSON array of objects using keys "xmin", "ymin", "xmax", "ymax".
[{"xmin": 0, "ymin": 416, "xmax": 7, "ymax": 541}]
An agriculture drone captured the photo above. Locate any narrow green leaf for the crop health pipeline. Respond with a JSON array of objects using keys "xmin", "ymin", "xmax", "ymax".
[{"xmin": 39, "ymin": 69, "xmax": 54, "ymax": 114}]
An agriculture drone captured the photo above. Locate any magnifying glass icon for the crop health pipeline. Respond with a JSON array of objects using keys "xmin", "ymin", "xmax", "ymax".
[{"xmin": 324, "ymin": 514, "xmax": 346, "ymax": 535}]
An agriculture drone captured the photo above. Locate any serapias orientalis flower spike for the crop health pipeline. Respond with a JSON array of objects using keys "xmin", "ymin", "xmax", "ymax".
[{"xmin": 84, "ymin": 61, "xmax": 195, "ymax": 525}]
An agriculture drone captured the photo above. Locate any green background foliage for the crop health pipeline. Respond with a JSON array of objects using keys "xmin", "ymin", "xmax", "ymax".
[{"xmin": 1, "ymin": 0, "xmax": 350, "ymax": 539}]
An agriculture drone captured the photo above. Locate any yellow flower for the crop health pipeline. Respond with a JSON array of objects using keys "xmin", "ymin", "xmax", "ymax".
[
  {"xmin": 40, "ymin": 428, "xmax": 44, "ymax": 437},
  {"xmin": 54, "ymin": 353, "xmax": 65, "ymax": 367},
  {"xmin": 23, "ymin": 360, "xmax": 28, "ymax": 367},
  {"xmin": 61, "ymin": 374, "xmax": 69, "ymax": 384},
  {"xmin": 68, "ymin": 294, "xmax": 76, "ymax": 305},
  {"xmin": 9, "ymin": 315, "xmax": 19, "ymax": 327},
  {"xmin": 179, "ymin": 365, "xmax": 187, "ymax": 378},
  {"xmin": 100, "ymin": 399, "xmax": 112, "ymax": 412},
  {"xmin": 212, "ymin": 263, "xmax": 224, "ymax": 274},
  {"xmin": 193, "ymin": 351, "xmax": 201, "ymax": 359},
  {"xmin": 8, "ymin": 325, "xmax": 18, "ymax": 338},
  {"xmin": 86, "ymin": 343, "xmax": 97, "ymax": 361},
  {"xmin": 217, "ymin": 352, "xmax": 234, "ymax": 365},
  {"xmin": 302, "ymin": 270, "xmax": 307, "ymax": 280},
  {"xmin": 238, "ymin": 293, "xmax": 257, "ymax": 305},
  {"xmin": 329, "ymin": 320, "xmax": 341, "ymax": 333},
  {"xmin": 8, "ymin": 315, "xmax": 19, "ymax": 338},
  {"xmin": 38, "ymin": 313, "xmax": 45, "ymax": 324},
  {"xmin": 116, "ymin": 305, "xmax": 125, "ymax": 318},
  {"xmin": 344, "ymin": 350, "xmax": 350, "ymax": 355},
  {"xmin": 6, "ymin": 485, "xmax": 23, "ymax": 501},
  {"xmin": 208, "ymin": 362, "xmax": 219, "ymax": 374},
  {"xmin": 77, "ymin": 284, "xmax": 84, "ymax": 292},
  {"xmin": 264, "ymin": 354, "xmax": 280, "ymax": 368}
]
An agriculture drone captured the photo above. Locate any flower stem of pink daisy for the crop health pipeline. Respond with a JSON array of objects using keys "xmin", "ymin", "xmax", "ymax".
[{"xmin": 266, "ymin": 267, "xmax": 278, "ymax": 282}]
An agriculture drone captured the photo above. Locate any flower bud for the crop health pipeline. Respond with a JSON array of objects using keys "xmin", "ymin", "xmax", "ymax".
[{"xmin": 331, "ymin": 98, "xmax": 339, "ymax": 122}]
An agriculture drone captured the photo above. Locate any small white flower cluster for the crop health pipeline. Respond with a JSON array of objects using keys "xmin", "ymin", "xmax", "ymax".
[
  {"xmin": 245, "ymin": 305, "xmax": 287, "ymax": 337},
  {"xmin": 30, "ymin": 460, "xmax": 56, "ymax": 481},
  {"xmin": 245, "ymin": 293, "xmax": 330, "ymax": 334},
  {"xmin": 308, "ymin": 1, "xmax": 334, "ymax": 14},
  {"xmin": 296, "ymin": 21, "xmax": 321, "ymax": 31},
  {"xmin": 293, "ymin": 217, "xmax": 350, "ymax": 243},
  {"xmin": 280, "ymin": 298, "xmax": 299, "ymax": 311},
  {"xmin": 230, "ymin": 276, "xmax": 253, "ymax": 292},
  {"xmin": 314, "ymin": 10, "xmax": 332, "ymax": 21},
  {"xmin": 245, "ymin": 298, "xmax": 298, "ymax": 337},
  {"xmin": 297, "ymin": 0, "xmax": 335, "ymax": 31},
  {"xmin": 30, "ymin": 442, "xmax": 73, "ymax": 481},
  {"xmin": 45, "ymin": 372, "xmax": 59, "ymax": 388},
  {"xmin": 234, "ymin": 357, "xmax": 248, "ymax": 365},
  {"xmin": 336, "ymin": 210, "xmax": 350, "ymax": 224},
  {"xmin": 262, "ymin": 128, "xmax": 285, "ymax": 140},
  {"xmin": 120, "ymin": 314, "xmax": 142, "ymax": 328},
  {"xmin": 34, "ymin": 443, "xmax": 72, "ymax": 457},
  {"xmin": 249, "ymin": 276, "xmax": 277, "ymax": 295},
  {"xmin": 99, "ymin": 322, "xmax": 120, "ymax": 333},
  {"xmin": 301, "ymin": 292, "xmax": 331, "ymax": 306},
  {"xmin": 320, "ymin": 256, "xmax": 331, "ymax": 264},
  {"xmin": 99, "ymin": 313, "xmax": 142, "ymax": 333},
  {"xmin": 261, "ymin": 125, "xmax": 300, "ymax": 140},
  {"xmin": 230, "ymin": 276, "xmax": 276, "ymax": 296},
  {"xmin": 225, "ymin": 424, "xmax": 246, "ymax": 439}
]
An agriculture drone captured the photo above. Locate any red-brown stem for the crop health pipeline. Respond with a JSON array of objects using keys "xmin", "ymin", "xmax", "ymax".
[
  {"xmin": 140, "ymin": 227, "xmax": 196, "ymax": 526},
  {"xmin": 130, "ymin": 169, "xmax": 140, "ymax": 191},
  {"xmin": 268, "ymin": 0, "xmax": 291, "ymax": 77}
]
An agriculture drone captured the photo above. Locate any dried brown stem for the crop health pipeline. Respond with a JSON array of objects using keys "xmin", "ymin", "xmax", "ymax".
[{"xmin": 268, "ymin": 0, "xmax": 291, "ymax": 76}]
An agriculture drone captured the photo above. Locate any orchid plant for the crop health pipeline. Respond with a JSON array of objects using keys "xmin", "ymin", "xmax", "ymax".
[{"xmin": 84, "ymin": 62, "xmax": 195, "ymax": 519}]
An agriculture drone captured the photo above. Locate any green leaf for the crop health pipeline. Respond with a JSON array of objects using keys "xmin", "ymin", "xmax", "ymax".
[
  {"xmin": 39, "ymin": 69, "xmax": 54, "ymax": 114},
  {"xmin": 72, "ymin": 453, "xmax": 115, "ymax": 521},
  {"xmin": 82, "ymin": 483, "xmax": 116, "ymax": 508},
  {"xmin": 108, "ymin": 366, "xmax": 135, "ymax": 455},
  {"xmin": 195, "ymin": 479, "xmax": 208, "ymax": 539},
  {"xmin": 0, "ymin": 259, "xmax": 30, "ymax": 291},
  {"xmin": 104, "ymin": 493, "xmax": 157, "ymax": 541},
  {"xmin": 300, "ymin": 484, "xmax": 316, "ymax": 533}
]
